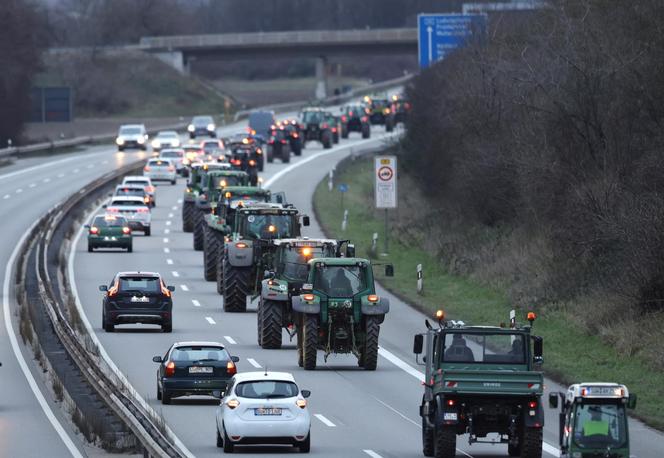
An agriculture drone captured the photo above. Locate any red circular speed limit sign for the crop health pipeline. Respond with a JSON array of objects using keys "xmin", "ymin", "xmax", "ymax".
[{"xmin": 378, "ymin": 166, "xmax": 394, "ymax": 181}]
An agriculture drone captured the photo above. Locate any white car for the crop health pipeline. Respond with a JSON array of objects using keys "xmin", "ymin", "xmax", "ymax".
[
  {"xmin": 159, "ymin": 149, "xmax": 187, "ymax": 176},
  {"xmin": 151, "ymin": 131, "xmax": 181, "ymax": 152},
  {"xmin": 122, "ymin": 176, "xmax": 156, "ymax": 207},
  {"xmin": 143, "ymin": 158, "xmax": 177, "ymax": 185},
  {"xmin": 105, "ymin": 196, "xmax": 151, "ymax": 235},
  {"xmin": 216, "ymin": 371, "xmax": 311, "ymax": 453},
  {"xmin": 116, "ymin": 124, "xmax": 148, "ymax": 151}
]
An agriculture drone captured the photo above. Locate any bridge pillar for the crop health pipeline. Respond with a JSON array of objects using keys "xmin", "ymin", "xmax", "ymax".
[
  {"xmin": 153, "ymin": 51, "xmax": 189, "ymax": 75},
  {"xmin": 315, "ymin": 56, "xmax": 328, "ymax": 100}
]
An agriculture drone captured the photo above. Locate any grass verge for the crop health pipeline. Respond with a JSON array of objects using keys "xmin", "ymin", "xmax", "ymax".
[{"xmin": 313, "ymin": 155, "xmax": 664, "ymax": 430}]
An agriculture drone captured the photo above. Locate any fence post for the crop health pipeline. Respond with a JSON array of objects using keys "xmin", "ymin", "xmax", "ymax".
[
  {"xmin": 341, "ymin": 209, "xmax": 348, "ymax": 232},
  {"xmin": 417, "ymin": 263, "xmax": 423, "ymax": 294},
  {"xmin": 328, "ymin": 169, "xmax": 334, "ymax": 192}
]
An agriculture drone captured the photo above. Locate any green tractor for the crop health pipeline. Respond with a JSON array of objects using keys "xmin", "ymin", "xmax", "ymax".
[
  {"xmin": 291, "ymin": 257, "xmax": 393, "ymax": 370},
  {"xmin": 181, "ymin": 162, "xmax": 233, "ymax": 233},
  {"xmin": 364, "ymin": 94, "xmax": 395, "ymax": 132},
  {"xmin": 192, "ymin": 169, "xmax": 250, "ymax": 251},
  {"xmin": 202, "ymin": 186, "xmax": 274, "ymax": 283},
  {"xmin": 220, "ymin": 204, "xmax": 310, "ymax": 312},
  {"xmin": 257, "ymin": 238, "xmax": 355, "ymax": 349},
  {"xmin": 413, "ymin": 310, "xmax": 544, "ymax": 458}
]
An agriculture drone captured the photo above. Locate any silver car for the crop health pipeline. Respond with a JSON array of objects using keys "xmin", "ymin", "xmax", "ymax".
[
  {"xmin": 122, "ymin": 176, "xmax": 156, "ymax": 207},
  {"xmin": 151, "ymin": 131, "xmax": 181, "ymax": 152},
  {"xmin": 116, "ymin": 124, "xmax": 148, "ymax": 151},
  {"xmin": 143, "ymin": 159, "xmax": 177, "ymax": 185},
  {"xmin": 105, "ymin": 196, "xmax": 151, "ymax": 236},
  {"xmin": 159, "ymin": 149, "xmax": 187, "ymax": 176}
]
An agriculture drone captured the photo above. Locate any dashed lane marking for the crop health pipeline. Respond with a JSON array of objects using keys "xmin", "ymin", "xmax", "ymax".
[
  {"xmin": 223, "ymin": 336, "xmax": 237, "ymax": 345},
  {"xmin": 163, "ymin": 237, "xmax": 169, "ymax": 243},
  {"xmin": 192, "ymin": 299, "xmax": 201, "ymax": 307},
  {"xmin": 166, "ymin": 221, "xmax": 171, "ymax": 226},
  {"xmin": 16, "ymin": 189, "xmax": 22, "ymax": 193},
  {"xmin": 168, "ymin": 213, "xmax": 174, "ymax": 218},
  {"xmin": 166, "ymin": 259, "xmax": 173, "ymax": 265},
  {"xmin": 43, "ymin": 178, "xmax": 51, "ymax": 183},
  {"xmin": 247, "ymin": 358, "xmax": 261, "ymax": 368},
  {"xmin": 3, "ymin": 194, "xmax": 9, "ymax": 199},
  {"xmin": 172, "ymin": 271, "xmax": 180, "ymax": 278},
  {"xmin": 164, "ymin": 229, "xmax": 170, "ymax": 234},
  {"xmin": 164, "ymin": 247, "xmax": 170, "ymax": 253},
  {"xmin": 205, "ymin": 317, "xmax": 216, "ymax": 325},
  {"xmin": 363, "ymin": 451, "xmax": 382, "ymax": 458},
  {"xmin": 29, "ymin": 183, "xmax": 36, "ymax": 188},
  {"xmin": 314, "ymin": 414, "xmax": 336, "ymax": 427},
  {"xmin": 180, "ymin": 285, "xmax": 189, "ymax": 292}
]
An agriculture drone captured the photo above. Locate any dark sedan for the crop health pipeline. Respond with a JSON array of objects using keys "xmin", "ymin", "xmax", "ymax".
[{"xmin": 153, "ymin": 341, "xmax": 239, "ymax": 404}]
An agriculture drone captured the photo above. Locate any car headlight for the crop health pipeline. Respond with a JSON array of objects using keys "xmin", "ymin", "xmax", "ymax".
[
  {"xmin": 187, "ymin": 125, "xmax": 195, "ymax": 132},
  {"xmin": 151, "ymin": 140, "xmax": 159, "ymax": 148},
  {"xmin": 207, "ymin": 123, "xmax": 215, "ymax": 131},
  {"xmin": 116, "ymin": 138, "xmax": 124, "ymax": 145},
  {"xmin": 173, "ymin": 140, "xmax": 180, "ymax": 147},
  {"xmin": 137, "ymin": 137, "xmax": 145, "ymax": 144}
]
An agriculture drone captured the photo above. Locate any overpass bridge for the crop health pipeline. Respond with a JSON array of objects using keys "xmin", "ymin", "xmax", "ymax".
[{"xmin": 139, "ymin": 28, "xmax": 417, "ymax": 98}]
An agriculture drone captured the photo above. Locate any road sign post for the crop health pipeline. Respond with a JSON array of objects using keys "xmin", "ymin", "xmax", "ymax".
[
  {"xmin": 418, "ymin": 14, "xmax": 487, "ymax": 69},
  {"xmin": 375, "ymin": 156, "xmax": 397, "ymax": 255}
]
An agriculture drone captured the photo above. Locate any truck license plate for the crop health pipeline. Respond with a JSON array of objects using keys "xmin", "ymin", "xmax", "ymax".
[{"xmin": 443, "ymin": 412, "xmax": 457, "ymax": 421}]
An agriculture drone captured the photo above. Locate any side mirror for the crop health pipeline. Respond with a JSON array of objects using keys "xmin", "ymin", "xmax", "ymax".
[
  {"xmin": 102, "ymin": 204, "xmax": 107, "ymax": 209},
  {"xmin": 301, "ymin": 390, "xmax": 311, "ymax": 398},
  {"xmin": 532, "ymin": 336, "xmax": 543, "ymax": 362},
  {"xmin": 152, "ymin": 356, "xmax": 163, "ymax": 363},
  {"xmin": 385, "ymin": 265, "xmax": 394, "ymax": 277},
  {"xmin": 167, "ymin": 285, "xmax": 175, "ymax": 292},
  {"xmin": 628, "ymin": 394, "xmax": 637, "ymax": 409},
  {"xmin": 548, "ymin": 392, "xmax": 559, "ymax": 409},
  {"xmin": 346, "ymin": 244, "xmax": 355, "ymax": 258},
  {"xmin": 231, "ymin": 356, "xmax": 240, "ymax": 363},
  {"xmin": 84, "ymin": 224, "xmax": 90, "ymax": 229},
  {"xmin": 98, "ymin": 285, "xmax": 108, "ymax": 292},
  {"xmin": 302, "ymin": 215, "xmax": 310, "ymax": 227},
  {"xmin": 413, "ymin": 334, "xmax": 423, "ymax": 354}
]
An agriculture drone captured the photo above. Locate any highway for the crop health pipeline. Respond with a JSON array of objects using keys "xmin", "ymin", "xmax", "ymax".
[{"xmin": 65, "ymin": 123, "xmax": 664, "ymax": 458}]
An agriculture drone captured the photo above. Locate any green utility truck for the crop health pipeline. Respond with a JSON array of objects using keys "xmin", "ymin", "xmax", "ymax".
[
  {"xmin": 181, "ymin": 162, "xmax": 233, "ymax": 233},
  {"xmin": 192, "ymin": 170, "xmax": 250, "ymax": 251},
  {"xmin": 291, "ymin": 257, "xmax": 393, "ymax": 370},
  {"xmin": 413, "ymin": 310, "xmax": 544, "ymax": 458},
  {"xmin": 257, "ymin": 238, "xmax": 355, "ymax": 349},
  {"xmin": 220, "ymin": 204, "xmax": 310, "ymax": 312},
  {"xmin": 549, "ymin": 383, "xmax": 636, "ymax": 458},
  {"xmin": 202, "ymin": 186, "xmax": 273, "ymax": 283}
]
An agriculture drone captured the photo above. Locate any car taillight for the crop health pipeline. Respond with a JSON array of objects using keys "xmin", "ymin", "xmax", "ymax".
[
  {"xmin": 107, "ymin": 207, "xmax": 119, "ymax": 213},
  {"xmin": 89, "ymin": 226, "xmax": 99, "ymax": 234},
  {"xmin": 302, "ymin": 293, "xmax": 315, "ymax": 302},
  {"xmin": 292, "ymin": 133, "xmax": 299, "ymax": 138},
  {"xmin": 232, "ymin": 159, "xmax": 241, "ymax": 166},
  {"xmin": 168, "ymin": 166, "xmax": 175, "ymax": 172},
  {"xmin": 341, "ymin": 115, "xmax": 347, "ymax": 122},
  {"xmin": 137, "ymin": 207, "xmax": 149, "ymax": 213},
  {"xmin": 122, "ymin": 227, "xmax": 131, "ymax": 234},
  {"xmin": 144, "ymin": 196, "xmax": 150, "ymax": 203},
  {"xmin": 322, "ymin": 123, "xmax": 329, "ymax": 129},
  {"xmin": 528, "ymin": 401, "xmax": 537, "ymax": 409},
  {"xmin": 361, "ymin": 116, "xmax": 368, "ymax": 122},
  {"xmin": 249, "ymin": 159, "xmax": 257, "ymax": 166},
  {"xmin": 332, "ymin": 127, "xmax": 337, "ymax": 133},
  {"xmin": 200, "ymin": 193, "xmax": 207, "ymax": 201},
  {"xmin": 226, "ymin": 361, "xmax": 237, "ymax": 375},
  {"xmin": 256, "ymin": 148, "xmax": 262, "ymax": 154},
  {"xmin": 144, "ymin": 166, "xmax": 151, "ymax": 172},
  {"xmin": 280, "ymin": 139, "xmax": 287, "ymax": 144},
  {"xmin": 165, "ymin": 361, "xmax": 175, "ymax": 377},
  {"xmin": 447, "ymin": 399, "xmax": 455, "ymax": 406},
  {"xmin": 145, "ymin": 186, "xmax": 155, "ymax": 193},
  {"xmin": 296, "ymin": 399, "xmax": 307, "ymax": 409},
  {"xmin": 269, "ymin": 140, "xmax": 275, "ymax": 144},
  {"xmin": 226, "ymin": 399, "xmax": 240, "ymax": 409}
]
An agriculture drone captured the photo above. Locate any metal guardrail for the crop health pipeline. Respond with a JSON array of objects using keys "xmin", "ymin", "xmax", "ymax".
[{"xmin": 16, "ymin": 159, "xmax": 187, "ymax": 457}]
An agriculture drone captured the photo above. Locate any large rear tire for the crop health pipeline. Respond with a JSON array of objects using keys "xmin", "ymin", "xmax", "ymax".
[
  {"xmin": 433, "ymin": 426, "xmax": 456, "ymax": 458},
  {"xmin": 182, "ymin": 201, "xmax": 194, "ymax": 232},
  {"xmin": 362, "ymin": 125, "xmax": 370, "ymax": 139},
  {"xmin": 216, "ymin": 248, "xmax": 225, "ymax": 295},
  {"xmin": 293, "ymin": 142, "xmax": 302, "ymax": 156},
  {"xmin": 322, "ymin": 132, "xmax": 332, "ymax": 149},
  {"xmin": 422, "ymin": 418, "xmax": 434, "ymax": 457},
  {"xmin": 362, "ymin": 316, "xmax": 380, "ymax": 370},
  {"xmin": 223, "ymin": 260, "xmax": 249, "ymax": 313},
  {"xmin": 203, "ymin": 226, "xmax": 219, "ymax": 281},
  {"xmin": 257, "ymin": 298, "xmax": 263, "ymax": 345},
  {"xmin": 302, "ymin": 314, "xmax": 318, "ymax": 370},
  {"xmin": 193, "ymin": 210, "xmax": 204, "ymax": 251},
  {"xmin": 521, "ymin": 428, "xmax": 543, "ymax": 458},
  {"xmin": 341, "ymin": 127, "xmax": 349, "ymax": 139},
  {"xmin": 260, "ymin": 300, "xmax": 283, "ymax": 349}
]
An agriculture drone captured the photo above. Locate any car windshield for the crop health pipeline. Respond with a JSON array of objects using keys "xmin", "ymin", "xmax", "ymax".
[
  {"xmin": 160, "ymin": 151, "xmax": 183, "ymax": 158},
  {"xmin": 119, "ymin": 276, "xmax": 160, "ymax": 293},
  {"xmin": 313, "ymin": 264, "xmax": 368, "ymax": 298},
  {"xmin": 111, "ymin": 200, "xmax": 145, "ymax": 207},
  {"xmin": 157, "ymin": 132, "xmax": 178, "ymax": 139},
  {"xmin": 203, "ymin": 144, "xmax": 222, "ymax": 153},
  {"xmin": 371, "ymin": 99, "xmax": 389, "ymax": 109},
  {"xmin": 92, "ymin": 216, "xmax": 127, "ymax": 227},
  {"xmin": 240, "ymin": 213, "xmax": 295, "ymax": 239},
  {"xmin": 213, "ymin": 175, "xmax": 245, "ymax": 188},
  {"xmin": 170, "ymin": 346, "xmax": 229, "ymax": 362},
  {"xmin": 119, "ymin": 126, "xmax": 141, "ymax": 135},
  {"xmin": 115, "ymin": 188, "xmax": 144, "ymax": 197},
  {"xmin": 302, "ymin": 111, "xmax": 323, "ymax": 123},
  {"xmin": 124, "ymin": 180, "xmax": 149, "ymax": 186},
  {"xmin": 440, "ymin": 332, "xmax": 527, "ymax": 364},
  {"xmin": 193, "ymin": 116, "xmax": 213, "ymax": 125},
  {"xmin": 228, "ymin": 195, "xmax": 269, "ymax": 208},
  {"xmin": 573, "ymin": 403, "xmax": 627, "ymax": 449},
  {"xmin": 279, "ymin": 247, "xmax": 328, "ymax": 281},
  {"xmin": 235, "ymin": 380, "xmax": 299, "ymax": 399},
  {"xmin": 148, "ymin": 160, "xmax": 170, "ymax": 166}
]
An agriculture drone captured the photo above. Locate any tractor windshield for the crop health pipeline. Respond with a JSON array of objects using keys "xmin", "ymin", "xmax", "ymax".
[
  {"xmin": 280, "ymin": 247, "xmax": 327, "ymax": 281},
  {"xmin": 302, "ymin": 111, "xmax": 323, "ymax": 124},
  {"xmin": 239, "ymin": 214, "xmax": 296, "ymax": 239},
  {"xmin": 212, "ymin": 175, "xmax": 246, "ymax": 188},
  {"xmin": 440, "ymin": 332, "xmax": 527, "ymax": 365},
  {"xmin": 313, "ymin": 265, "xmax": 368, "ymax": 298},
  {"xmin": 572, "ymin": 403, "xmax": 627, "ymax": 449}
]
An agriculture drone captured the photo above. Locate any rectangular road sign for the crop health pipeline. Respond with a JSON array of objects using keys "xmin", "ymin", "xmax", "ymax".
[
  {"xmin": 418, "ymin": 14, "xmax": 487, "ymax": 68},
  {"xmin": 375, "ymin": 156, "xmax": 397, "ymax": 209}
]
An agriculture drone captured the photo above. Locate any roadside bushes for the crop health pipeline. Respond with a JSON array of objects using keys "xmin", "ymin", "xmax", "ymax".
[{"xmin": 401, "ymin": 0, "xmax": 664, "ymax": 363}]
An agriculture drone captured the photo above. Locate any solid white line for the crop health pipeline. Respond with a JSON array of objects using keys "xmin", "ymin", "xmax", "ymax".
[
  {"xmin": 223, "ymin": 336, "xmax": 237, "ymax": 345},
  {"xmin": 165, "ymin": 221, "xmax": 171, "ymax": 226},
  {"xmin": 378, "ymin": 347, "xmax": 425, "ymax": 382},
  {"xmin": 2, "ymin": 219, "xmax": 84, "ymax": 457},
  {"xmin": 180, "ymin": 284, "xmax": 189, "ymax": 292},
  {"xmin": 163, "ymin": 247, "xmax": 170, "ymax": 253},
  {"xmin": 68, "ymin": 204, "xmax": 195, "ymax": 458},
  {"xmin": 191, "ymin": 299, "xmax": 201, "ymax": 307},
  {"xmin": 363, "ymin": 450, "xmax": 382, "ymax": 458},
  {"xmin": 166, "ymin": 259, "xmax": 173, "ymax": 265},
  {"xmin": 247, "ymin": 358, "xmax": 261, "ymax": 368},
  {"xmin": 0, "ymin": 149, "xmax": 109, "ymax": 183},
  {"xmin": 164, "ymin": 229, "xmax": 170, "ymax": 234},
  {"xmin": 205, "ymin": 317, "xmax": 216, "ymax": 325},
  {"xmin": 314, "ymin": 414, "xmax": 336, "ymax": 427},
  {"xmin": 172, "ymin": 271, "xmax": 180, "ymax": 278},
  {"xmin": 163, "ymin": 237, "xmax": 169, "ymax": 243}
]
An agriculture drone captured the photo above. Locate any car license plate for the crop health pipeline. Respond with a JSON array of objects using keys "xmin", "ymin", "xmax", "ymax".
[
  {"xmin": 443, "ymin": 412, "xmax": 457, "ymax": 421},
  {"xmin": 255, "ymin": 408, "xmax": 282, "ymax": 416},
  {"xmin": 130, "ymin": 296, "xmax": 149, "ymax": 302},
  {"xmin": 189, "ymin": 366, "xmax": 213, "ymax": 374}
]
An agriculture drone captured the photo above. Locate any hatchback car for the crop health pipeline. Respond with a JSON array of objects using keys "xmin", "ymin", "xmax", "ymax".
[
  {"xmin": 105, "ymin": 196, "xmax": 151, "ymax": 235},
  {"xmin": 113, "ymin": 184, "xmax": 151, "ymax": 206},
  {"xmin": 216, "ymin": 371, "xmax": 311, "ymax": 453},
  {"xmin": 159, "ymin": 149, "xmax": 187, "ymax": 176},
  {"xmin": 99, "ymin": 271, "xmax": 174, "ymax": 332},
  {"xmin": 153, "ymin": 341, "xmax": 240, "ymax": 405},
  {"xmin": 188, "ymin": 115, "xmax": 216, "ymax": 138},
  {"xmin": 86, "ymin": 214, "xmax": 132, "ymax": 252},
  {"xmin": 116, "ymin": 124, "xmax": 148, "ymax": 151},
  {"xmin": 151, "ymin": 130, "xmax": 181, "ymax": 152},
  {"xmin": 144, "ymin": 158, "xmax": 177, "ymax": 185},
  {"xmin": 122, "ymin": 176, "xmax": 156, "ymax": 207}
]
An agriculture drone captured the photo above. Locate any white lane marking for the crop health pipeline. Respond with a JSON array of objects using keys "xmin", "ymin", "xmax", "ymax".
[
  {"xmin": 29, "ymin": 183, "xmax": 36, "ymax": 188},
  {"xmin": 247, "ymin": 358, "xmax": 261, "ymax": 368},
  {"xmin": 543, "ymin": 443, "xmax": 560, "ymax": 456},
  {"xmin": 3, "ymin": 194, "xmax": 9, "ymax": 199},
  {"xmin": 3, "ymin": 219, "xmax": 84, "ymax": 457},
  {"xmin": 371, "ymin": 395, "xmax": 420, "ymax": 427},
  {"xmin": 205, "ymin": 317, "xmax": 216, "ymax": 325},
  {"xmin": 166, "ymin": 259, "xmax": 173, "ymax": 265},
  {"xmin": 43, "ymin": 178, "xmax": 51, "ymax": 183},
  {"xmin": 0, "ymin": 148, "xmax": 112, "ymax": 183},
  {"xmin": 57, "ymin": 173, "xmax": 65, "ymax": 178},
  {"xmin": 223, "ymin": 336, "xmax": 237, "ymax": 345},
  {"xmin": 314, "ymin": 414, "xmax": 336, "ymax": 427},
  {"xmin": 163, "ymin": 247, "xmax": 170, "ymax": 253},
  {"xmin": 378, "ymin": 347, "xmax": 424, "ymax": 382},
  {"xmin": 172, "ymin": 271, "xmax": 180, "ymax": 278},
  {"xmin": 363, "ymin": 451, "xmax": 382, "ymax": 458},
  {"xmin": 168, "ymin": 213, "xmax": 174, "ymax": 218},
  {"xmin": 177, "ymin": 198, "xmax": 183, "ymax": 203},
  {"xmin": 70, "ymin": 231, "xmax": 195, "ymax": 455},
  {"xmin": 180, "ymin": 284, "xmax": 189, "ymax": 292},
  {"xmin": 164, "ymin": 229, "xmax": 170, "ymax": 234},
  {"xmin": 16, "ymin": 188, "xmax": 23, "ymax": 193},
  {"xmin": 165, "ymin": 221, "xmax": 171, "ymax": 226},
  {"xmin": 73, "ymin": 168, "xmax": 80, "ymax": 173},
  {"xmin": 163, "ymin": 237, "xmax": 169, "ymax": 243},
  {"xmin": 192, "ymin": 299, "xmax": 201, "ymax": 307}
]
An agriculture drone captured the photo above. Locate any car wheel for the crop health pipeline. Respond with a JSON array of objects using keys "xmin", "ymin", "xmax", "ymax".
[
  {"xmin": 88, "ymin": 244, "xmax": 94, "ymax": 252},
  {"xmin": 103, "ymin": 312, "xmax": 114, "ymax": 333},
  {"xmin": 145, "ymin": 227, "xmax": 151, "ymax": 236},
  {"xmin": 157, "ymin": 385, "xmax": 162, "ymax": 401},
  {"xmin": 298, "ymin": 431, "xmax": 311, "ymax": 453},
  {"xmin": 216, "ymin": 428, "xmax": 223, "ymax": 448},
  {"xmin": 162, "ymin": 320, "xmax": 172, "ymax": 333},
  {"xmin": 127, "ymin": 243, "xmax": 133, "ymax": 253},
  {"xmin": 171, "ymin": 179, "xmax": 176, "ymax": 185},
  {"xmin": 223, "ymin": 426, "xmax": 234, "ymax": 453},
  {"xmin": 161, "ymin": 388, "xmax": 172, "ymax": 405}
]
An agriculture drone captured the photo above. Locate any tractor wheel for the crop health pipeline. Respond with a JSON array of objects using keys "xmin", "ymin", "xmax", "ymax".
[
  {"xmin": 422, "ymin": 418, "xmax": 434, "ymax": 457},
  {"xmin": 216, "ymin": 249, "xmax": 225, "ymax": 295},
  {"xmin": 386, "ymin": 118, "xmax": 394, "ymax": 132},
  {"xmin": 293, "ymin": 142, "xmax": 302, "ymax": 156},
  {"xmin": 341, "ymin": 127, "xmax": 349, "ymax": 139},
  {"xmin": 282, "ymin": 149, "xmax": 290, "ymax": 163},
  {"xmin": 182, "ymin": 201, "xmax": 194, "ymax": 232},
  {"xmin": 203, "ymin": 226, "xmax": 219, "ymax": 281},
  {"xmin": 362, "ymin": 125, "xmax": 370, "ymax": 139},
  {"xmin": 520, "ymin": 428, "xmax": 542, "ymax": 458},
  {"xmin": 322, "ymin": 132, "xmax": 332, "ymax": 149},
  {"xmin": 333, "ymin": 131, "xmax": 339, "ymax": 144},
  {"xmin": 433, "ymin": 426, "xmax": 456, "ymax": 458},
  {"xmin": 362, "ymin": 316, "xmax": 380, "ymax": 370},
  {"xmin": 223, "ymin": 260, "xmax": 249, "ymax": 313},
  {"xmin": 257, "ymin": 299, "xmax": 263, "ymax": 345},
  {"xmin": 296, "ymin": 324, "xmax": 304, "ymax": 367},
  {"xmin": 302, "ymin": 314, "xmax": 318, "ymax": 370},
  {"xmin": 508, "ymin": 442, "xmax": 520, "ymax": 457},
  {"xmin": 193, "ymin": 210, "xmax": 204, "ymax": 251},
  {"xmin": 260, "ymin": 300, "xmax": 283, "ymax": 349}
]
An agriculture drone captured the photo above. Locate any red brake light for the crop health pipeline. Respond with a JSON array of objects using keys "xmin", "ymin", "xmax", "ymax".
[
  {"xmin": 226, "ymin": 361, "xmax": 237, "ymax": 375},
  {"xmin": 447, "ymin": 399, "xmax": 455, "ymax": 406},
  {"xmin": 137, "ymin": 207, "xmax": 149, "ymax": 213},
  {"xmin": 332, "ymin": 127, "xmax": 337, "ymax": 133},
  {"xmin": 249, "ymin": 159, "xmax": 256, "ymax": 166},
  {"xmin": 144, "ymin": 166, "xmax": 151, "ymax": 172},
  {"xmin": 280, "ymin": 139, "xmax": 287, "ymax": 144},
  {"xmin": 107, "ymin": 207, "xmax": 119, "ymax": 213},
  {"xmin": 145, "ymin": 186, "xmax": 155, "ymax": 193},
  {"xmin": 122, "ymin": 227, "xmax": 131, "ymax": 234},
  {"xmin": 165, "ymin": 361, "xmax": 175, "ymax": 377},
  {"xmin": 292, "ymin": 133, "xmax": 299, "ymax": 138},
  {"xmin": 341, "ymin": 115, "xmax": 347, "ymax": 122},
  {"xmin": 168, "ymin": 166, "xmax": 175, "ymax": 172},
  {"xmin": 89, "ymin": 226, "xmax": 99, "ymax": 234},
  {"xmin": 322, "ymin": 123, "xmax": 329, "ymax": 128},
  {"xmin": 528, "ymin": 401, "xmax": 537, "ymax": 409},
  {"xmin": 361, "ymin": 116, "xmax": 368, "ymax": 122}
]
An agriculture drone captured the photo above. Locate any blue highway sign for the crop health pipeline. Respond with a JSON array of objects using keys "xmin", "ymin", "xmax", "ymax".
[{"xmin": 418, "ymin": 14, "xmax": 487, "ymax": 68}]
